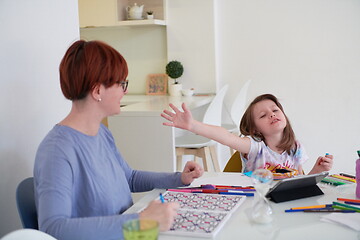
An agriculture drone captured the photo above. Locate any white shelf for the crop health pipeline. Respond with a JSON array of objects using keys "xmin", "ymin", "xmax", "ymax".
[
  {"xmin": 115, "ymin": 19, "xmax": 166, "ymax": 26},
  {"xmin": 80, "ymin": 19, "xmax": 166, "ymax": 29}
]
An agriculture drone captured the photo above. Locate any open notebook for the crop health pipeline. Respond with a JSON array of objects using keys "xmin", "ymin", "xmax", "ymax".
[{"xmin": 160, "ymin": 191, "xmax": 246, "ymax": 238}]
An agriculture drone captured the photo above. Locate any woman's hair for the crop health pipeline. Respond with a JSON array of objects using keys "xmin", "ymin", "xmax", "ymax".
[
  {"xmin": 59, "ymin": 40, "xmax": 128, "ymax": 100},
  {"xmin": 239, "ymin": 94, "xmax": 296, "ymax": 154}
]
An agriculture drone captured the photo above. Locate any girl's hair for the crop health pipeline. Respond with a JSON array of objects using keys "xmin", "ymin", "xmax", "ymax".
[
  {"xmin": 59, "ymin": 40, "xmax": 128, "ymax": 100},
  {"xmin": 239, "ymin": 94, "xmax": 296, "ymax": 154}
]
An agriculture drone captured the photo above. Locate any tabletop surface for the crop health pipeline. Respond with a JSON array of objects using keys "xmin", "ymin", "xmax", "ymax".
[{"xmin": 126, "ymin": 172, "xmax": 359, "ymax": 240}]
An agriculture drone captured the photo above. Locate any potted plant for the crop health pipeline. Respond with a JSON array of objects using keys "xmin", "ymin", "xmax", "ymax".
[
  {"xmin": 146, "ymin": 11, "xmax": 154, "ymax": 19},
  {"xmin": 166, "ymin": 60, "xmax": 184, "ymax": 96}
]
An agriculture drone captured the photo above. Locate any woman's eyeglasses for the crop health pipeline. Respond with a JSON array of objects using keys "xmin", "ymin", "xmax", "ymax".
[{"xmin": 118, "ymin": 80, "xmax": 129, "ymax": 92}]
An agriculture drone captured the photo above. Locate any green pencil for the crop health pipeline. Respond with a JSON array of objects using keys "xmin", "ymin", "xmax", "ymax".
[{"xmin": 333, "ymin": 202, "xmax": 360, "ymax": 212}]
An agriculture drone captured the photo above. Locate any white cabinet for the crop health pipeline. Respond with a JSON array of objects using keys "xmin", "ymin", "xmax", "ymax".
[
  {"xmin": 108, "ymin": 95, "xmax": 213, "ymax": 172},
  {"xmin": 78, "ymin": 0, "xmax": 167, "ymax": 28}
]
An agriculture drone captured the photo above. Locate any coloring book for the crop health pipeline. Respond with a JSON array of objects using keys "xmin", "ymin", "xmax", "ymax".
[{"xmin": 160, "ymin": 191, "xmax": 246, "ymax": 238}]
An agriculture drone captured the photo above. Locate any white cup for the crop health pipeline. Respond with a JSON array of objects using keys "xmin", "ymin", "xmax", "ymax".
[{"xmin": 181, "ymin": 89, "xmax": 194, "ymax": 96}]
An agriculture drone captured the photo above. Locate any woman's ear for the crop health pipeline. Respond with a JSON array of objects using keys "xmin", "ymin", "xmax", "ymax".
[{"xmin": 91, "ymin": 84, "xmax": 102, "ymax": 102}]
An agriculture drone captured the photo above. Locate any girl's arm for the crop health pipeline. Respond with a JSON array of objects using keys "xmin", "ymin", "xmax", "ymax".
[
  {"xmin": 161, "ymin": 103, "xmax": 251, "ymax": 154},
  {"xmin": 308, "ymin": 154, "xmax": 333, "ymax": 175}
]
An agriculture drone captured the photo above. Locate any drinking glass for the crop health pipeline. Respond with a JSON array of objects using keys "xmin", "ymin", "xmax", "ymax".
[{"xmin": 122, "ymin": 219, "xmax": 159, "ymax": 240}]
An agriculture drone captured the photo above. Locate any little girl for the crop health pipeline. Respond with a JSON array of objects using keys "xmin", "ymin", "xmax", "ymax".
[{"xmin": 161, "ymin": 93, "xmax": 333, "ymax": 175}]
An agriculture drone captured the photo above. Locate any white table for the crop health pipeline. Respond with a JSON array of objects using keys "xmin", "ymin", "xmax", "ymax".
[
  {"xmin": 108, "ymin": 95, "xmax": 213, "ymax": 172},
  {"xmin": 125, "ymin": 172, "xmax": 359, "ymax": 240}
]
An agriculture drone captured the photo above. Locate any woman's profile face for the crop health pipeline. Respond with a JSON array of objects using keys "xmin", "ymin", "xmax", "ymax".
[{"xmin": 100, "ymin": 81, "xmax": 128, "ymax": 116}]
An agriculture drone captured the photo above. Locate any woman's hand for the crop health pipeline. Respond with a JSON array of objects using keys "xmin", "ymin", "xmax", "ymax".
[
  {"xmin": 181, "ymin": 161, "xmax": 204, "ymax": 185},
  {"xmin": 161, "ymin": 103, "xmax": 194, "ymax": 131},
  {"xmin": 139, "ymin": 200, "xmax": 180, "ymax": 231},
  {"xmin": 309, "ymin": 154, "xmax": 333, "ymax": 174}
]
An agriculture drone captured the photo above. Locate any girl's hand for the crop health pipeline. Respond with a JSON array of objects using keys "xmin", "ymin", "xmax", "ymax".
[
  {"xmin": 139, "ymin": 200, "xmax": 180, "ymax": 231},
  {"xmin": 309, "ymin": 154, "xmax": 333, "ymax": 174},
  {"xmin": 181, "ymin": 161, "xmax": 204, "ymax": 185},
  {"xmin": 161, "ymin": 103, "xmax": 194, "ymax": 131}
]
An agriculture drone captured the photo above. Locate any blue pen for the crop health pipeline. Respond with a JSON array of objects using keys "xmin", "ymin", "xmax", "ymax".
[{"xmin": 159, "ymin": 193, "xmax": 165, "ymax": 203}]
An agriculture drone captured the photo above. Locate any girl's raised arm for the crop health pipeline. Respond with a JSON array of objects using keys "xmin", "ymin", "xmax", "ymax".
[{"xmin": 161, "ymin": 103, "xmax": 251, "ymax": 154}]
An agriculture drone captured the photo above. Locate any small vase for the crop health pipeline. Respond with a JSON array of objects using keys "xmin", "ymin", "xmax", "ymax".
[{"xmin": 169, "ymin": 84, "xmax": 182, "ymax": 97}]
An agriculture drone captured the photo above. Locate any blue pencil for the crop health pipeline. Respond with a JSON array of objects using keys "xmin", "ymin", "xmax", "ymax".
[
  {"xmin": 344, "ymin": 201, "xmax": 360, "ymax": 206},
  {"xmin": 304, "ymin": 209, "xmax": 356, "ymax": 213},
  {"xmin": 285, "ymin": 208, "xmax": 333, "ymax": 212},
  {"xmin": 219, "ymin": 192, "xmax": 254, "ymax": 196},
  {"xmin": 216, "ymin": 188, "xmax": 256, "ymax": 192}
]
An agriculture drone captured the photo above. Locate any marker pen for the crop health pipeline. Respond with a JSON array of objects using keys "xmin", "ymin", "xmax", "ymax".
[{"xmin": 159, "ymin": 193, "xmax": 165, "ymax": 203}]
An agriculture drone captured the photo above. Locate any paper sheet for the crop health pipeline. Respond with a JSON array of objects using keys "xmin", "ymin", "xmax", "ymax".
[{"xmin": 321, "ymin": 213, "xmax": 360, "ymax": 231}]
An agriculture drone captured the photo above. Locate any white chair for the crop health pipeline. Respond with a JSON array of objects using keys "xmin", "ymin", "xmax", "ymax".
[
  {"xmin": 222, "ymin": 80, "xmax": 251, "ymax": 153},
  {"xmin": 175, "ymin": 85, "xmax": 229, "ymax": 172},
  {"xmin": 0, "ymin": 229, "xmax": 57, "ymax": 240}
]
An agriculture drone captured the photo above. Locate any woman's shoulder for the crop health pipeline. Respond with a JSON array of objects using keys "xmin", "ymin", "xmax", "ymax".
[
  {"xmin": 98, "ymin": 124, "xmax": 115, "ymax": 142},
  {"xmin": 37, "ymin": 125, "xmax": 79, "ymax": 153}
]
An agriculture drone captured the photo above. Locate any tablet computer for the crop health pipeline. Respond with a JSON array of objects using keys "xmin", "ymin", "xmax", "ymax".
[{"xmin": 265, "ymin": 172, "xmax": 329, "ymax": 203}]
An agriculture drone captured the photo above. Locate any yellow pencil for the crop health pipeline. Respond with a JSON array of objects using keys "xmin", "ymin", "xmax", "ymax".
[
  {"xmin": 331, "ymin": 174, "xmax": 356, "ymax": 183},
  {"xmin": 291, "ymin": 204, "xmax": 331, "ymax": 210}
]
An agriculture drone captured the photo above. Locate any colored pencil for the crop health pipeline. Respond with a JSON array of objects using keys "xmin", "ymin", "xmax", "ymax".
[
  {"xmin": 201, "ymin": 189, "xmax": 254, "ymax": 196},
  {"xmin": 344, "ymin": 201, "xmax": 360, "ymax": 206},
  {"xmin": 166, "ymin": 189, "xmax": 254, "ymax": 196},
  {"xmin": 201, "ymin": 184, "xmax": 254, "ymax": 189},
  {"xmin": 285, "ymin": 208, "xmax": 332, "ymax": 213},
  {"xmin": 333, "ymin": 201, "xmax": 360, "ymax": 211},
  {"xmin": 219, "ymin": 192, "xmax": 254, "ymax": 196},
  {"xmin": 291, "ymin": 204, "xmax": 332, "ymax": 210},
  {"xmin": 167, "ymin": 189, "xmax": 201, "ymax": 193},
  {"xmin": 303, "ymin": 209, "xmax": 355, "ymax": 213},
  {"xmin": 337, "ymin": 198, "xmax": 360, "ymax": 203},
  {"xmin": 331, "ymin": 174, "xmax": 356, "ymax": 183},
  {"xmin": 215, "ymin": 188, "xmax": 256, "ymax": 192},
  {"xmin": 321, "ymin": 178, "xmax": 346, "ymax": 186},
  {"xmin": 339, "ymin": 173, "xmax": 356, "ymax": 179},
  {"xmin": 333, "ymin": 205, "xmax": 360, "ymax": 212}
]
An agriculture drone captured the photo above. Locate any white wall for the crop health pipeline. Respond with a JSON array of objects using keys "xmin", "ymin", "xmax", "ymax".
[
  {"xmin": 0, "ymin": 0, "xmax": 79, "ymax": 236},
  {"xmin": 167, "ymin": 0, "xmax": 217, "ymax": 93},
  {"xmin": 1, "ymin": 0, "xmax": 359, "ymax": 235},
  {"xmin": 80, "ymin": 26, "xmax": 168, "ymax": 95},
  {"xmin": 215, "ymin": 0, "xmax": 360, "ymax": 173}
]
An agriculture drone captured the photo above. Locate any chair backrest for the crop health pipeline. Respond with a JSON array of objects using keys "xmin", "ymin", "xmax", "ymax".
[
  {"xmin": 223, "ymin": 151, "xmax": 243, "ymax": 172},
  {"xmin": 0, "ymin": 229, "xmax": 56, "ymax": 240},
  {"xmin": 230, "ymin": 79, "xmax": 251, "ymax": 128},
  {"xmin": 203, "ymin": 84, "xmax": 229, "ymax": 126},
  {"xmin": 16, "ymin": 177, "xmax": 38, "ymax": 229}
]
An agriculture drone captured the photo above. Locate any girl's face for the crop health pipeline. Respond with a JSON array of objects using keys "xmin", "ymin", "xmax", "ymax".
[
  {"xmin": 100, "ymin": 81, "xmax": 128, "ymax": 116},
  {"xmin": 252, "ymin": 99, "xmax": 287, "ymax": 137}
]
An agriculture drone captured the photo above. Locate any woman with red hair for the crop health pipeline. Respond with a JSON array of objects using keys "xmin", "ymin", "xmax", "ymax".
[{"xmin": 34, "ymin": 40, "xmax": 203, "ymax": 240}]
